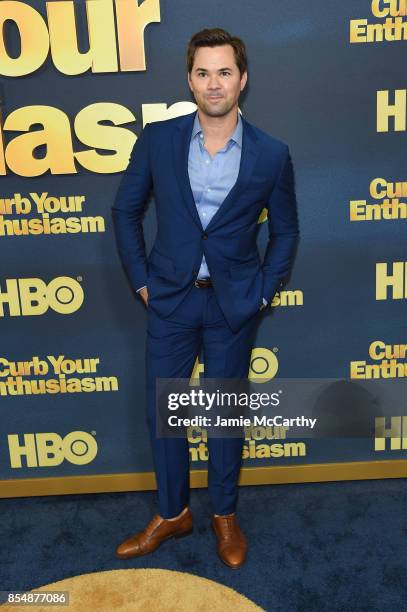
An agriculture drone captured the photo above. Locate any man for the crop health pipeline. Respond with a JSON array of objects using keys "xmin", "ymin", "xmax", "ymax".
[{"xmin": 112, "ymin": 28, "xmax": 299, "ymax": 568}]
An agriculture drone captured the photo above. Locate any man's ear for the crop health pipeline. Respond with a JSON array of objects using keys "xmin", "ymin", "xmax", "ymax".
[
  {"xmin": 240, "ymin": 71, "xmax": 248, "ymax": 92},
  {"xmin": 187, "ymin": 72, "xmax": 193, "ymax": 93}
]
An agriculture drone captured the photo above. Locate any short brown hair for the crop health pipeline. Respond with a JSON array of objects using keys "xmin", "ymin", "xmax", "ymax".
[{"xmin": 187, "ymin": 28, "xmax": 247, "ymax": 75}]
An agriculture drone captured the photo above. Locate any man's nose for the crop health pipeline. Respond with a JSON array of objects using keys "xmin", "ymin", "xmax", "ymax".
[{"xmin": 207, "ymin": 76, "xmax": 220, "ymax": 89}]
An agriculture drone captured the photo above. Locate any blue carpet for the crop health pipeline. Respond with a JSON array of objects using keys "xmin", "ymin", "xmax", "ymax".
[{"xmin": 1, "ymin": 479, "xmax": 407, "ymax": 611}]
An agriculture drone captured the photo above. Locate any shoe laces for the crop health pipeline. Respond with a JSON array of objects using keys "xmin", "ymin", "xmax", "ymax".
[
  {"xmin": 144, "ymin": 514, "xmax": 162, "ymax": 535},
  {"xmin": 219, "ymin": 515, "xmax": 235, "ymax": 540}
]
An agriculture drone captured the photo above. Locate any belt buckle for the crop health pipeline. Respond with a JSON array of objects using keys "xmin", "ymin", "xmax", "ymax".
[{"xmin": 194, "ymin": 278, "xmax": 211, "ymax": 288}]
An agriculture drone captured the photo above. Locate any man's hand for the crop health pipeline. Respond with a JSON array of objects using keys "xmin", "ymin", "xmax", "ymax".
[{"xmin": 138, "ymin": 287, "xmax": 148, "ymax": 307}]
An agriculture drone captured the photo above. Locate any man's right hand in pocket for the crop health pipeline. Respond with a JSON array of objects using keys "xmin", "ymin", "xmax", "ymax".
[{"xmin": 138, "ymin": 287, "xmax": 148, "ymax": 307}]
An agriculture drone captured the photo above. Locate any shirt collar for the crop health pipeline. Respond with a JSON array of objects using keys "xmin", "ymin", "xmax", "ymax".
[{"xmin": 191, "ymin": 111, "xmax": 243, "ymax": 148}]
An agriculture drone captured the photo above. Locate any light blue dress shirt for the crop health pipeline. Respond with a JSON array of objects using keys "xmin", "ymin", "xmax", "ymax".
[{"xmin": 188, "ymin": 111, "xmax": 242, "ymax": 280}]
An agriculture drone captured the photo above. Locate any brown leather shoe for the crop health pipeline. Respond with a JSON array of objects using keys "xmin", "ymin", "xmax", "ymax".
[
  {"xmin": 212, "ymin": 513, "xmax": 247, "ymax": 569},
  {"xmin": 116, "ymin": 507, "xmax": 193, "ymax": 559}
]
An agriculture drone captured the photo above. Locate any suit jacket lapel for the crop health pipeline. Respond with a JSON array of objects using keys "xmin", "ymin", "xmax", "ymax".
[
  {"xmin": 172, "ymin": 110, "xmax": 203, "ymax": 230},
  {"xmin": 206, "ymin": 116, "xmax": 259, "ymax": 232}
]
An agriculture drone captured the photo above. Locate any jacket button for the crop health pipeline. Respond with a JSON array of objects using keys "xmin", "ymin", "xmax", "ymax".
[{"xmin": 202, "ymin": 233, "xmax": 208, "ymax": 240}]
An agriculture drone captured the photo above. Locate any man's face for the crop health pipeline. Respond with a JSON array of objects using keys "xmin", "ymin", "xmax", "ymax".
[{"xmin": 188, "ymin": 44, "xmax": 247, "ymax": 118}]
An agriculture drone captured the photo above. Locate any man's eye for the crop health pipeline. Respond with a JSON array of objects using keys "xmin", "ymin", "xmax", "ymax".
[
  {"xmin": 221, "ymin": 72, "xmax": 231, "ymax": 76},
  {"xmin": 197, "ymin": 73, "xmax": 206, "ymax": 77}
]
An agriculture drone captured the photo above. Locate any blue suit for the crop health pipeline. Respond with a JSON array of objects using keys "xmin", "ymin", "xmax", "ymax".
[
  {"xmin": 112, "ymin": 110, "xmax": 299, "ymax": 517},
  {"xmin": 112, "ymin": 110, "xmax": 299, "ymax": 333}
]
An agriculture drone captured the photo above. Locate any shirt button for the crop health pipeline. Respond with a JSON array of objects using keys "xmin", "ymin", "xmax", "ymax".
[
  {"xmin": 207, "ymin": 188, "xmax": 211, "ymax": 193},
  {"xmin": 205, "ymin": 160, "xmax": 210, "ymax": 164},
  {"xmin": 202, "ymin": 233, "xmax": 208, "ymax": 240},
  {"xmin": 202, "ymin": 212, "xmax": 206, "ymax": 217}
]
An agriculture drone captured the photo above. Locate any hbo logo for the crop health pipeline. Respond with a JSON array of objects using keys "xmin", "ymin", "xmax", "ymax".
[
  {"xmin": 7, "ymin": 431, "xmax": 98, "ymax": 468},
  {"xmin": 0, "ymin": 277, "xmax": 83, "ymax": 316}
]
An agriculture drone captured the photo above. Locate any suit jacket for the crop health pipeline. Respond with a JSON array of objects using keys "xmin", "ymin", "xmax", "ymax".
[{"xmin": 112, "ymin": 110, "xmax": 299, "ymax": 332}]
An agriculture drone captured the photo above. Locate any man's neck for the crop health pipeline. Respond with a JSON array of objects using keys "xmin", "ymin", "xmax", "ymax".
[{"xmin": 197, "ymin": 107, "xmax": 239, "ymax": 142}]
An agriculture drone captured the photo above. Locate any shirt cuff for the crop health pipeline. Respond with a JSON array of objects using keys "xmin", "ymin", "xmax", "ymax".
[
  {"xmin": 136, "ymin": 285, "xmax": 147, "ymax": 293},
  {"xmin": 262, "ymin": 297, "xmax": 268, "ymax": 306}
]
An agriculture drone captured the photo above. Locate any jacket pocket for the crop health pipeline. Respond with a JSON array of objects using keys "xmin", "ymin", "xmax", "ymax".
[
  {"xmin": 230, "ymin": 258, "xmax": 261, "ymax": 279},
  {"xmin": 148, "ymin": 250, "xmax": 176, "ymax": 277}
]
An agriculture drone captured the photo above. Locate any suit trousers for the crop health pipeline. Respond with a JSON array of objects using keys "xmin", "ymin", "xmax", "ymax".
[{"xmin": 145, "ymin": 283, "xmax": 261, "ymax": 518}]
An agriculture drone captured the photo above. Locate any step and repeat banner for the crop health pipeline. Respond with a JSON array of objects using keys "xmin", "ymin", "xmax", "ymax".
[{"xmin": 1, "ymin": 0, "xmax": 406, "ymax": 491}]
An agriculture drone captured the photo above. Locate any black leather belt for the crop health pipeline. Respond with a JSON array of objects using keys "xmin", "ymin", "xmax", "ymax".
[{"xmin": 194, "ymin": 278, "xmax": 212, "ymax": 288}]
